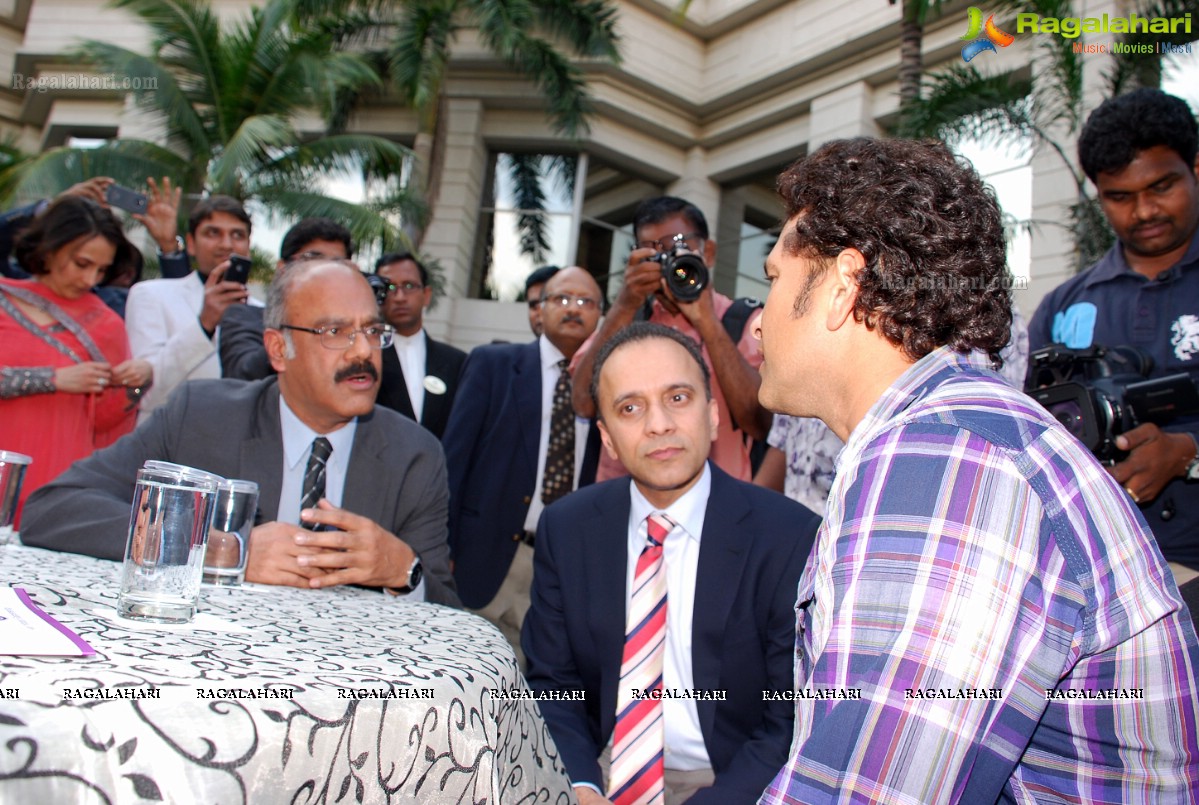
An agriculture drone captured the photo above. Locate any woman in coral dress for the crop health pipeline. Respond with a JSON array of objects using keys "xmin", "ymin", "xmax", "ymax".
[{"xmin": 0, "ymin": 196, "xmax": 151, "ymax": 520}]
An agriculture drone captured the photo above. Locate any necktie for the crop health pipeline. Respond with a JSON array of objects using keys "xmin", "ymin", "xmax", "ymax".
[
  {"xmin": 541, "ymin": 359, "xmax": 575, "ymax": 505},
  {"xmin": 300, "ymin": 437, "xmax": 333, "ymax": 518},
  {"xmin": 609, "ymin": 513, "xmax": 671, "ymax": 805}
]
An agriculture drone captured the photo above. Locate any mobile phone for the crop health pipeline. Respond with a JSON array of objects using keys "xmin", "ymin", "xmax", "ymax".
[
  {"xmin": 225, "ymin": 254, "xmax": 252, "ymax": 284},
  {"xmin": 105, "ymin": 184, "xmax": 148, "ymax": 214}
]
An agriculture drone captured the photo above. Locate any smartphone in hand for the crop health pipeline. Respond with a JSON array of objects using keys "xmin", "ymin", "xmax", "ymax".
[
  {"xmin": 105, "ymin": 184, "xmax": 148, "ymax": 214},
  {"xmin": 225, "ymin": 254, "xmax": 252, "ymax": 285}
]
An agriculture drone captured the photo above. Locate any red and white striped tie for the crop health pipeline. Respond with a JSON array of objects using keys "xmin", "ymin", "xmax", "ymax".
[{"xmin": 609, "ymin": 513, "xmax": 672, "ymax": 805}]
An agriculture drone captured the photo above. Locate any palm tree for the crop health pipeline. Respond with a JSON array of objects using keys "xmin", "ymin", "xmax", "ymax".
[
  {"xmin": 898, "ymin": 0, "xmax": 1199, "ymax": 270},
  {"xmin": 894, "ymin": 0, "xmax": 951, "ymax": 110},
  {"xmin": 10, "ymin": 0, "xmax": 420, "ymax": 253},
  {"xmin": 294, "ymin": 0, "xmax": 621, "ymax": 250}
]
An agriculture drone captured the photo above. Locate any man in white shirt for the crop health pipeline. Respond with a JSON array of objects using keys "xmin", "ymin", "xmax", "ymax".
[
  {"xmin": 125, "ymin": 195, "xmax": 252, "ymax": 417},
  {"xmin": 443, "ymin": 266, "xmax": 604, "ymax": 652},
  {"xmin": 522, "ymin": 322, "xmax": 817, "ymax": 805},
  {"xmin": 373, "ymin": 252, "xmax": 466, "ymax": 439}
]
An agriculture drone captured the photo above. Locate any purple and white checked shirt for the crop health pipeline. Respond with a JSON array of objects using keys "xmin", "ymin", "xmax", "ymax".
[{"xmin": 761, "ymin": 347, "xmax": 1199, "ymax": 804}]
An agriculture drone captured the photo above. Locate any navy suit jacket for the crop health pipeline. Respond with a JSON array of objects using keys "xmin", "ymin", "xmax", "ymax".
[
  {"xmin": 376, "ymin": 335, "xmax": 466, "ymax": 440},
  {"xmin": 442, "ymin": 340, "xmax": 598, "ymax": 608},
  {"xmin": 522, "ymin": 465, "xmax": 818, "ymax": 804}
]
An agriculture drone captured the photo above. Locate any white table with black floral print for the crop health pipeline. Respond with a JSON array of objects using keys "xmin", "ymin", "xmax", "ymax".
[{"xmin": 0, "ymin": 545, "xmax": 575, "ymax": 804}]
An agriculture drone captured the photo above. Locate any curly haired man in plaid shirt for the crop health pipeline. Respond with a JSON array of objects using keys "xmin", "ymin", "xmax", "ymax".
[{"xmin": 755, "ymin": 137, "xmax": 1199, "ymax": 803}]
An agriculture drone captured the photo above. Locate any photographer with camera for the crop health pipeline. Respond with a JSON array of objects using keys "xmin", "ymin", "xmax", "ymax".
[
  {"xmin": 1030, "ymin": 88, "xmax": 1199, "ymax": 574},
  {"xmin": 571, "ymin": 196, "xmax": 771, "ymax": 482}
]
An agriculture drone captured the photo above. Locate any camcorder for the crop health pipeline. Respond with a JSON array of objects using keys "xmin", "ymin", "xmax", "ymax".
[
  {"xmin": 1024, "ymin": 344, "xmax": 1199, "ymax": 463},
  {"xmin": 648, "ymin": 240, "xmax": 708, "ymax": 302}
]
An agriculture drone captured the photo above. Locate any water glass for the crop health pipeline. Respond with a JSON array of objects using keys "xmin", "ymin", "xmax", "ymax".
[
  {"xmin": 0, "ymin": 451, "xmax": 32, "ymax": 545},
  {"xmin": 203, "ymin": 478, "xmax": 259, "ymax": 586},
  {"xmin": 117, "ymin": 464, "xmax": 222, "ymax": 623}
]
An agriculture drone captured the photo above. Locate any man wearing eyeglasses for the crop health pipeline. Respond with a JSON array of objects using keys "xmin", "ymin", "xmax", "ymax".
[
  {"xmin": 572, "ymin": 197, "xmax": 772, "ymax": 483},
  {"xmin": 24, "ymin": 259, "xmax": 459, "ymax": 606},
  {"xmin": 443, "ymin": 266, "xmax": 604, "ymax": 658},
  {"xmin": 373, "ymin": 252, "xmax": 466, "ymax": 440}
]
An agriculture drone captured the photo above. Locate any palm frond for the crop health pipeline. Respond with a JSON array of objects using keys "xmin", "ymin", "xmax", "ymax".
[
  {"xmin": 10, "ymin": 141, "xmax": 189, "ymax": 205},
  {"xmin": 252, "ymin": 185, "xmax": 410, "ymax": 254},
  {"xmin": 528, "ymin": 0, "xmax": 621, "ymax": 60},
  {"xmin": 505, "ymin": 153, "xmax": 552, "ymax": 262},
  {"xmin": 209, "ymin": 115, "xmax": 295, "ymax": 194}
]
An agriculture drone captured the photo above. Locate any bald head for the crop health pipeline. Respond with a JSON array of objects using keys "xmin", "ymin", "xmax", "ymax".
[{"xmin": 541, "ymin": 266, "xmax": 603, "ymax": 359}]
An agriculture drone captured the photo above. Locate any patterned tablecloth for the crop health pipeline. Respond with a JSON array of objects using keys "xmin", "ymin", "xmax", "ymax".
[{"xmin": 0, "ymin": 545, "xmax": 576, "ymax": 804}]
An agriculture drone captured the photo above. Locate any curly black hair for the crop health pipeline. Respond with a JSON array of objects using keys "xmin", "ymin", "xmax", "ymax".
[
  {"xmin": 776, "ymin": 137, "xmax": 1012, "ymax": 366},
  {"xmin": 1078, "ymin": 89, "xmax": 1198, "ymax": 182}
]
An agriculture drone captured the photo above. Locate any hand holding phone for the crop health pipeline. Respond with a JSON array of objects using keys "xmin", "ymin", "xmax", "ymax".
[
  {"xmin": 225, "ymin": 254, "xmax": 253, "ymax": 285},
  {"xmin": 105, "ymin": 184, "xmax": 148, "ymax": 214}
]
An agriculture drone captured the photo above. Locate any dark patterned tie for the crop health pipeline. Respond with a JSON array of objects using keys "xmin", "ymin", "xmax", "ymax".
[
  {"xmin": 300, "ymin": 437, "xmax": 333, "ymax": 517},
  {"xmin": 541, "ymin": 359, "xmax": 575, "ymax": 505}
]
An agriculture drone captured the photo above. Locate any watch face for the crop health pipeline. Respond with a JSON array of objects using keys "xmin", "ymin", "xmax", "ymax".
[
  {"xmin": 408, "ymin": 560, "xmax": 423, "ymax": 589},
  {"xmin": 1188, "ymin": 459, "xmax": 1199, "ymax": 481}
]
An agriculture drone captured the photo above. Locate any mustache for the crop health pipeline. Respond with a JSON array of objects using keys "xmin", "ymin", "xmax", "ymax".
[
  {"xmin": 562, "ymin": 313, "xmax": 585, "ymax": 325},
  {"xmin": 334, "ymin": 361, "xmax": 379, "ymax": 383}
]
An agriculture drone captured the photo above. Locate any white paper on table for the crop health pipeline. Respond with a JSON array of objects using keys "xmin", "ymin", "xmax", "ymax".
[{"xmin": 0, "ymin": 586, "xmax": 95, "ymax": 656}]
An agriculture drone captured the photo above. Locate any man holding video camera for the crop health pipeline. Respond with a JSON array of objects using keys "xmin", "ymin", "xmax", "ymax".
[
  {"xmin": 1030, "ymin": 89, "xmax": 1199, "ymax": 572},
  {"xmin": 572, "ymin": 196, "xmax": 771, "ymax": 482}
]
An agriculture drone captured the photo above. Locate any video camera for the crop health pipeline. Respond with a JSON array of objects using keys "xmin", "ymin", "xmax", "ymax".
[
  {"xmin": 648, "ymin": 238, "xmax": 708, "ymax": 303},
  {"xmin": 1024, "ymin": 343, "xmax": 1199, "ymax": 463}
]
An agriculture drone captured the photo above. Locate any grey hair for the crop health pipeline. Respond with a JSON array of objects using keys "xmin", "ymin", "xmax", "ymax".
[{"xmin": 263, "ymin": 256, "xmax": 360, "ymax": 330}]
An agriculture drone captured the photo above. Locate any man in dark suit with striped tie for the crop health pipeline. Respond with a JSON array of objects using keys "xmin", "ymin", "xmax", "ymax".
[{"xmin": 522, "ymin": 322, "xmax": 818, "ymax": 804}]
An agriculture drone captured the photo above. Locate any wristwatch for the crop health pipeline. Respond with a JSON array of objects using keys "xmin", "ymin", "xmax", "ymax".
[
  {"xmin": 389, "ymin": 555, "xmax": 423, "ymax": 594},
  {"xmin": 1185, "ymin": 435, "xmax": 1199, "ymax": 481}
]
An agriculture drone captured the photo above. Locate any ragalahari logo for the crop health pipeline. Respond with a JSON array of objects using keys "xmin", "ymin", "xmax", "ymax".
[{"xmin": 961, "ymin": 7, "xmax": 1015, "ymax": 61}]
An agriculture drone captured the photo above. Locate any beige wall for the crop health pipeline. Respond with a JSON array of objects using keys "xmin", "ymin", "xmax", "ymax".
[{"xmin": 0, "ymin": 0, "xmax": 1100, "ymax": 350}]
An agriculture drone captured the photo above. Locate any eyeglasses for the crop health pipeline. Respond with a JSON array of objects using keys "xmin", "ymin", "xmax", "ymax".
[
  {"xmin": 279, "ymin": 323, "xmax": 395, "ymax": 350},
  {"xmin": 379, "ymin": 281, "xmax": 424, "ymax": 296},
  {"xmin": 635, "ymin": 232, "xmax": 705, "ymax": 253},
  {"xmin": 544, "ymin": 293, "xmax": 599, "ymax": 311}
]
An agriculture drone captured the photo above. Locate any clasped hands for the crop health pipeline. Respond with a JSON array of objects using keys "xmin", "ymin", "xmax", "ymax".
[{"xmin": 245, "ymin": 499, "xmax": 415, "ymax": 590}]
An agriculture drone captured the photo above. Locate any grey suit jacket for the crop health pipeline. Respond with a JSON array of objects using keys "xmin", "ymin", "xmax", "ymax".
[{"xmin": 22, "ymin": 377, "xmax": 459, "ymax": 606}]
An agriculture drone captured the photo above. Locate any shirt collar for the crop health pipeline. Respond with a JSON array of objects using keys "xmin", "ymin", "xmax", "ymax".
[
  {"xmin": 537, "ymin": 333, "xmax": 567, "ymax": 370},
  {"xmin": 1084, "ymin": 232, "xmax": 1199, "ymax": 288},
  {"xmin": 838, "ymin": 347, "xmax": 990, "ymax": 475},
  {"xmin": 278, "ymin": 395, "xmax": 359, "ymax": 471},
  {"xmin": 628, "ymin": 461, "xmax": 711, "ymax": 545},
  {"xmin": 393, "ymin": 329, "xmax": 425, "ymax": 348}
]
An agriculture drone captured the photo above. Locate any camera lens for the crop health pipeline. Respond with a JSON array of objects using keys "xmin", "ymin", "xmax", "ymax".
[
  {"xmin": 660, "ymin": 251, "xmax": 708, "ymax": 303},
  {"xmin": 1047, "ymin": 400, "xmax": 1084, "ymax": 439}
]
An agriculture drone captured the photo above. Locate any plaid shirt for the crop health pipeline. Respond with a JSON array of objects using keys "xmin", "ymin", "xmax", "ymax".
[{"xmin": 762, "ymin": 347, "xmax": 1199, "ymax": 804}]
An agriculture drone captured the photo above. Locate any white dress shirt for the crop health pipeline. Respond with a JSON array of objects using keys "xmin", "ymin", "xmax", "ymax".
[
  {"xmin": 276, "ymin": 396, "xmax": 425, "ymax": 601},
  {"xmin": 522, "ymin": 334, "xmax": 590, "ymax": 533},
  {"xmin": 391, "ymin": 330, "xmax": 427, "ymax": 423},
  {"xmin": 624, "ymin": 463, "xmax": 713, "ymax": 771}
]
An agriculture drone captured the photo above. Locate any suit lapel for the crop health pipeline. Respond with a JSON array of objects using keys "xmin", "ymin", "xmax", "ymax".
[
  {"xmin": 241, "ymin": 382, "xmax": 285, "ymax": 523},
  {"xmin": 342, "ymin": 410, "xmax": 389, "ymax": 524},
  {"xmin": 586, "ymin": 482, "xmax": 631, "ymax": 736},
  {"xmin": 380, "ymin": 346, "xmax": 415, "ymax": 419},
  {"xmin": 421, "ymin": 338, "xmax": 452, "ymax": 427},
  {"xmin": 691, "ymin": 465, "xmax": 752, "ymax": 744},
  {"xmin": 514, "ymin": 341, "xmax": 542, "ymax": 472}
]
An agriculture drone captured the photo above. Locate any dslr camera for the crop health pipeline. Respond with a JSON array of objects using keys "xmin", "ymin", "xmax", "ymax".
[
  {"xmin": 648, "ymin": 238, "xmax": 708, "ymax": 303},
  {"xmin": 1024, "ymin": 343, "xmax": 1199, "ymax": 463}
]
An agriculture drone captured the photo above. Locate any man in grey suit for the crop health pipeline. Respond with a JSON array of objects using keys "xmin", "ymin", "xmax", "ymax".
[{"xmin": 23, "ymin": 259, "xmax": 458, "ymax": 606}]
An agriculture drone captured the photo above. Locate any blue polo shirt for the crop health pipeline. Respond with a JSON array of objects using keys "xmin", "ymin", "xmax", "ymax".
[{"xmin": 1029, "ymin": 234, "xmax": 1199, "ymax": 568}]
